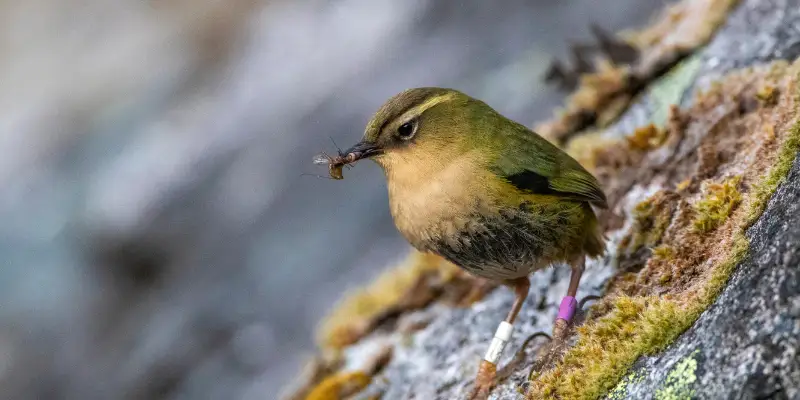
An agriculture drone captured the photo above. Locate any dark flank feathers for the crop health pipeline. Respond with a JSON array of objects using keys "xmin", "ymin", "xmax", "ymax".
[{"xmin": 428, "ymin": 201, "xmax": 604, "ymax": 280}]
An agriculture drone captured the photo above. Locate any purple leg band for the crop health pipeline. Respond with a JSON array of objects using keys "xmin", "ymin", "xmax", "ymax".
[{"xmin": 557, "ymin": 296, "xmax": 578, "ymax": 322}]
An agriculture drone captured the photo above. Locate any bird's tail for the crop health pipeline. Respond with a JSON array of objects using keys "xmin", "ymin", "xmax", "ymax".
[{"xmin": 583, "ymin": 208, "xmax": 607, "ymax": 259}]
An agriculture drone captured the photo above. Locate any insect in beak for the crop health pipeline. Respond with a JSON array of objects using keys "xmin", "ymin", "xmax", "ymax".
[
  {"xmin": 339, "ymin": 141, "xmax": 383, "ymax": 162},
  {"xmin": 312, "ymin": 141, "xmax": 382, "ymax": 180}
]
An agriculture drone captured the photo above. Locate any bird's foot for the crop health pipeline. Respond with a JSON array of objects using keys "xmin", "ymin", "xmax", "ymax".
[
  {"xmin": 573, "ymin": 294, "xmax": 602, "ymax": 325},
  {"xmin": 468, "ymin": 332, "xmax": 551, "ymax": 399},
  {"xmin": 526, "ymin": 323, "xmax": 572, "ymax": 380},
  {"xmin": 495, "ymin": 332, "xmax": 552, "ymax": 381},
  {"xmin": 467, "ymin": 360, "xmax": 496, "ymax": 400},
  {"xmin": 526, "ymin": 295, "xmax": 601, "ymax": 380}
]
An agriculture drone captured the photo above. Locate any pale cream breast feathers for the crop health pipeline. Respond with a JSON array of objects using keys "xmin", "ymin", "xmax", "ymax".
[{"xmin": 378, "ymin": 148, "xmax": 501, "ymax": 246}]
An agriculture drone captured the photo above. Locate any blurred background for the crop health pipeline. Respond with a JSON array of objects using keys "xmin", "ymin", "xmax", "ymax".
[{"xmin": 0, "ymin": 0, "xmax": 668, "ymax": 398}]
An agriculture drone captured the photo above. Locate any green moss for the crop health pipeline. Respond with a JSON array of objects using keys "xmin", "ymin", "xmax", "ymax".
[
  {"xmin": 697, "ymin": 83, "xmax": 800, "ymax": 302},
  {"xmin": 629, "ymin": 198, "xmax": 655, "ymax": 250},
  {"xmin": 633, "ymin": 197, "xmax": 655, "ymax": 217},
  {"xmin": 696, "ymin": 68, "xmax": 800, "ymax": 304},
  {"xmin": 755, "ymin": 84, "xmax": 779, "ymax": 105},
  {"xmin": 745, "ymin": 112, "xmax": 800, "ymax": 225},
  {"xmin": 530, "ymin": 297, "xmax": 694, "ymax": 399},
  {"xmin": 627, "ymin": 192, "xmax": 676, "ymax": 252},
  {"xmin": 652, "ymin": 245, "xmax": 676, "ymax": 261},
  {"xmin": 691, "ymin": 176, "xmax": 742, "ymax": 233},
  {"xmin": 654, "ymin": 350, "xmax": 700, "ymax": 400}
]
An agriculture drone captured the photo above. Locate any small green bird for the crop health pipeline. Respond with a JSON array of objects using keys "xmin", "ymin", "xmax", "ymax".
[{"xmin": 331, "ymin": 87, "xmax": 607, "ymax": 397}]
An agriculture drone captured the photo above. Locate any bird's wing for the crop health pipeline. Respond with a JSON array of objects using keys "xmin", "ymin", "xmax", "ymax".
[{"xmin": 491, "ymin": 122, "xmax": 608, "ymax": 209}]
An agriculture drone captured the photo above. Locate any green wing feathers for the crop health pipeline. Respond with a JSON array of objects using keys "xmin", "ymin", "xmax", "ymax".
[
  {"xmin": 490, "ymin": 119, "xmax": 608, "ymax": 209},
  {"xmin": 548, "ymin": 168, "xmax": 609, "ymax": 208}
]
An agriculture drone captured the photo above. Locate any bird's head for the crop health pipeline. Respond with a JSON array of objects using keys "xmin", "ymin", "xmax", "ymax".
[{"xmin": 339, "ymin": 87, "xmax": 490, "ymax": 175}]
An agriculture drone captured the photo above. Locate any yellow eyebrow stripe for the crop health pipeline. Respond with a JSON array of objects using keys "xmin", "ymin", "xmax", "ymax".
[{"xmin": 395, "ymin": 92, "xmax": 458, "ymax": 124}]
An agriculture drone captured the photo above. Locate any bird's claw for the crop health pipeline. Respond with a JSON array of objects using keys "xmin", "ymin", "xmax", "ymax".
[
  {"xmin": 526, "ymin": 333, "xmax": 570, "ymax": 381},
  {"xmin": 468, "ymin": 295, "xmax": 602, "ymax": 397},
  {"xmin": 495, "ymin": 332, "xmax": 552, "ymax": 381},
  {"xmin": 468, "ymin": 331, "xmax": 552, "ymax": 399},
  {"xmin": 526, "ymin": 295, "xmax": 601, "ymax": 380},
  {"xmin": 467, "ymin": 360, "xmax": 497, "ymax": 400},
  {"xmin": 578, "ymin": 294, "xmax": 602, "ymax": 308}
]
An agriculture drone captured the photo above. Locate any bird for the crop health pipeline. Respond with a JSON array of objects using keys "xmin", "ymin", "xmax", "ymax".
[{"xmin": 332, "ymin": 87, "xmax": 607, "ymax": 398}]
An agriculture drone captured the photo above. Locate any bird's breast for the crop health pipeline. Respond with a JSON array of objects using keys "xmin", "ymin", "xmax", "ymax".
[{"xmin": 383, "ymin": 152, "xmax": 497, "ymax": 249}]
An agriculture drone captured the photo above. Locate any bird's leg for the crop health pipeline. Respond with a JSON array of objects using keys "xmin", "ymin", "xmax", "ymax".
[
  {"xmin": 525, "ymin": 258, "xmax": 587, "ymax": 380},
  {"xmin": 552, "ymin": 257, "xmax": 584, "ymax": 340},
  {"xmin": 469, "ymin": 276, "xmax": 530, "ymax": 400},
  {"xmin": 504, "ymin": 277, "xmax": 531, "ymax": 324}
]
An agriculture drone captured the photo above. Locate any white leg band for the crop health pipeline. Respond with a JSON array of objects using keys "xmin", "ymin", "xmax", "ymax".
[{"xmin": 483, "ymin": 321, "xmax": 514, "ymax": 364}]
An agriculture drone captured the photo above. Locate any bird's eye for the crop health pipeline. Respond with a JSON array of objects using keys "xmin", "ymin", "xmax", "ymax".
[{"xmin": 397, "ymin": 120, "xmax": 417, "ymax": 140}]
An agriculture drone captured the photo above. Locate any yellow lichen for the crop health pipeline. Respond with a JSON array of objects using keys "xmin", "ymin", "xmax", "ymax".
[
  {"xmin": 606, "ymin": 369, "xmax": 646, "ymax": 400},
  {"xmin": 691, "ymin": 176, "xmax": 743, "ymax": 233},
  {"xmin": 305, "ymin": 371, "xmax": 371, "ymax": 400},
  {"xmin": 654, "ymin": 350, "xmax": 700, "ymax": 400}
]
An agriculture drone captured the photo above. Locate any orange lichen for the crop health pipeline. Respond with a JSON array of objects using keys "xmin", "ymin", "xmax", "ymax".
[
  {"xmin": 626, "ymin": 124, "xmax": 667, "ymax": 150},
  {"xmin": 305, "ymin": 372, "xmax": 371, "ymax": 400}
]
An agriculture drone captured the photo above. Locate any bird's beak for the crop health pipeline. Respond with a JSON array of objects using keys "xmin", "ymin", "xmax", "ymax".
[{"xmin": 341, "ymin": 141, "xmax": 383, "ymax": 163}]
